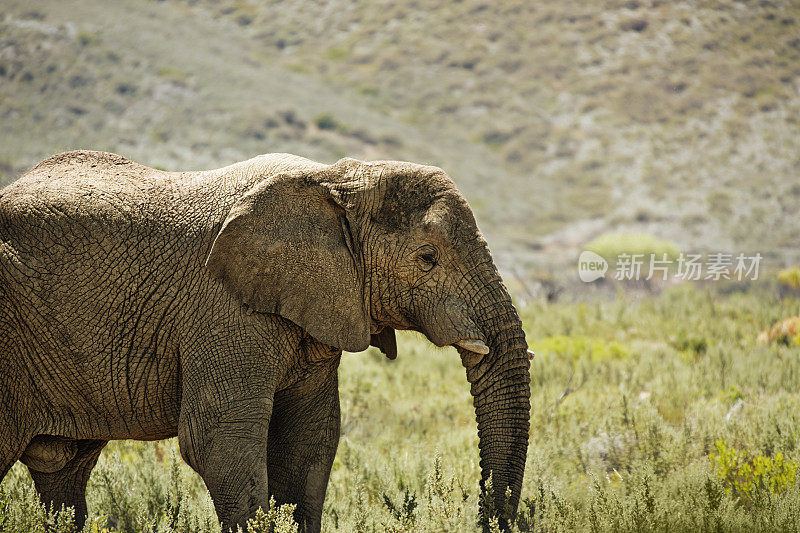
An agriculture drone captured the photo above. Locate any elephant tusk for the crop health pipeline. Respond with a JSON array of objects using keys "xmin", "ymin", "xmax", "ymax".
[
  {"xmin": 528, "ymin": 349, "xmax": 535, "ymax": 360},
  {"xmin": 455, "ymin": 339, "xmax": 490, "ymax": 355}
]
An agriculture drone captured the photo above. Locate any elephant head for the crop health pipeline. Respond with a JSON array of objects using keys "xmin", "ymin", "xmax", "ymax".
[{"xmin": 205, "ymin": 157, "xmax": 531, "ymax": 524}]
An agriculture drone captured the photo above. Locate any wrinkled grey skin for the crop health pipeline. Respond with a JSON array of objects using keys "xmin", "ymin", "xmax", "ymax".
[{"xmin": 0, "ymin": 151, "xmax": 531, "ymax": 532}]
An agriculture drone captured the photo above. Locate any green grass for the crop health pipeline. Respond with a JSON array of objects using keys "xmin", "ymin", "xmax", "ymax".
[{"xmin": 5, "ymin": 287, "xmax": 800, "ymax": 531}]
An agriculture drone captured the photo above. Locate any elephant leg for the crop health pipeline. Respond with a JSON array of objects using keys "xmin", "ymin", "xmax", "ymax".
[
  {"xmin": 26, "ymin": 438, "xmax": 107, "ymax": 529},
  {"xmin": 0, "ymin": 414, "xmax": 26, "ymax": 481},
  {"xmin": 177, "ymin": 326, "xmax": 293, "ymax": 532},
  {"xmin": 179, "ymin": 408, "xmax": 272, "ymax": 531},
  {"xmin": 0, "ymin": 342, "xmax": 29, "ymax": 481},
  {"xmin": 268, "ymin": 362, "xmax": 340, "ymax": 533},
  {"xmin": 178, "ymin": 394, "xmax": 274, "ymax": 532},
  {"xmin": 0, "ymin": 434, "xmax": 25, "ymax": 482}
]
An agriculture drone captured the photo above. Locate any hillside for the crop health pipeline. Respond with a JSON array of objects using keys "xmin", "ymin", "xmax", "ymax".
[{"xmin": 2, "ymin": 0, "xmax": 799, "ymax": 274}]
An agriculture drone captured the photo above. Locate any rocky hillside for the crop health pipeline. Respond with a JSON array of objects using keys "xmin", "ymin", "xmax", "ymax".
[{"xmin": 2, "ymin": 0, "xmax": 799, "ymax": 273}]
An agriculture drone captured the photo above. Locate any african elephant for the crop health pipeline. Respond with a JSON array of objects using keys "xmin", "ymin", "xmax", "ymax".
[{"xmin": 0, "ymin": 150, "xmax": 531, "ymax": 531}]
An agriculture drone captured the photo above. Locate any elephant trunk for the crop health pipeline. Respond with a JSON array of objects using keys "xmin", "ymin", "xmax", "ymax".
[{"xmin": 462, "ymin": 275, "xmax": 531, "ymax": 529}]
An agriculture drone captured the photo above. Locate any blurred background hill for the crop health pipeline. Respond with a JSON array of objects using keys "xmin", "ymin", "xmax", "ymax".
[{"xmin": 2, "ymin": 0, "xmax": 799, "ymax": 282}]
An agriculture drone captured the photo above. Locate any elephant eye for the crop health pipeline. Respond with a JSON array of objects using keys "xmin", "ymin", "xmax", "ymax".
[{"xmin": 415, "ymin": 245, "xmax": 439, "ymax": 272}]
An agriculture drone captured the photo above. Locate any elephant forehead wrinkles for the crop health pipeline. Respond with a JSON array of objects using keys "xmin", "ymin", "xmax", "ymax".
[
  {"xmin": 424, "ymin": 192, "xmax": 480, "ymax": 241},
  {"xmin": 371, "ymin": 178, "xmax": 455, "ymax": 230}
]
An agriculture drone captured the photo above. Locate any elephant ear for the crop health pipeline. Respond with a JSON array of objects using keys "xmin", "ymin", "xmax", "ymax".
[
  {"xmin": 205, "ymin": 173, "xmax": 371, "ymax": 352},
  {"xmin": 370, "ymin": 326, "xmax": 397, "ymax": 360}
]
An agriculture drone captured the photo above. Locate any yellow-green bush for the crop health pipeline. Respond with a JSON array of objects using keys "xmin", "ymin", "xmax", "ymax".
[
  {"xmin": 585, "ymin": 233, "xmax": 681, "ymax": 264},
  {"xmin": 246, "ymin": 498, "xmax": 298, "ymax": 533},
  {"xmin": 535, "ymin": 335, "xmax": 630, "ymax": 364},
  {"xmin": 778, "ymin": 267, "xmax": 800, "ymax": 290},
  {"xmin": 710, "ymin": 440, "xmax": 797, "ymax": 506}
]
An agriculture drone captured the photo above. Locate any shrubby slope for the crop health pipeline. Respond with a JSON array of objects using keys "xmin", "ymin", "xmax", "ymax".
[{"xmin": 2, "ymin": 1, "xmax": 799, "ymax": 267}]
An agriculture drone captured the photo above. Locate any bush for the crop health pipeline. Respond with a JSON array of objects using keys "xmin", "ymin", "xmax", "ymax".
[
  {"xmin": 536, "ymin": 335, "xmax": 630, "ymax": 364},
  {"xmin": 585, "ymin": 233, "xmax": 681, "ymax": 264},
  {"xmin": 777, "ymin": 267, "xmax": 800, "ymax": 290},
  {"xmin": 710, "ymin": 440, "xmax": 797, "ymax": 506},
  {"xmin": 76, "ymin": 31, "xmax": 98, "ymax": 47},
  {"xmin": 313, "ymin": 113, "xmax": 342, "ymax": 131},
  {"xmin": 246, "ymin": 498, "xmax": 298, "ymax": 533},
  {"xmin": 670, "ymin": 334, "xmax": 708, "ymax": 355}
]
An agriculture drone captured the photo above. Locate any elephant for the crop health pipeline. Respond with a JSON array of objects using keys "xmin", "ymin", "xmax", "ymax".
[{"xmin": 0, "ymin": 150, "xmax": 532, "ymax": 532}]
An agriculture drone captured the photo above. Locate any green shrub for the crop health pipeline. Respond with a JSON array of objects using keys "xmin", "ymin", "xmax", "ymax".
[
  {"xmin": 76, "ymin": 31, "xmax": 98, "ymax": 47},
  {"xmin": 719, "ymin": 385, "xmax": 744, "ymax": 404},
  {"xmin": 710, "ymin": 440, "xmax": 797, "ymax": 506},
  {"xmin": 313, "ymin": 113, "xmax": 342, "ymax": 131},
  {"xmin": 382, "ymin": 489, "xmax": 417, "ymax": 527},
  {"xmin": 670, "ymin": 334, "xmax": 708, "ymax": 356},
  {"xmin": 536, "ymin": 335, "xmax": 630, "ymax": 364},
  {"xmin": 222, "ymin": 1, "xmax": 258, "ymax": 26},
  {"xmin": 586, "ymin": 233, "xmax": 681, "ymax": 264}
]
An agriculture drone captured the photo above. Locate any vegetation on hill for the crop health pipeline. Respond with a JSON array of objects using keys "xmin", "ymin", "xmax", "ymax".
[{"xmin": 2, "ymin": 0, "xmax": 800, "ymax": 270}]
